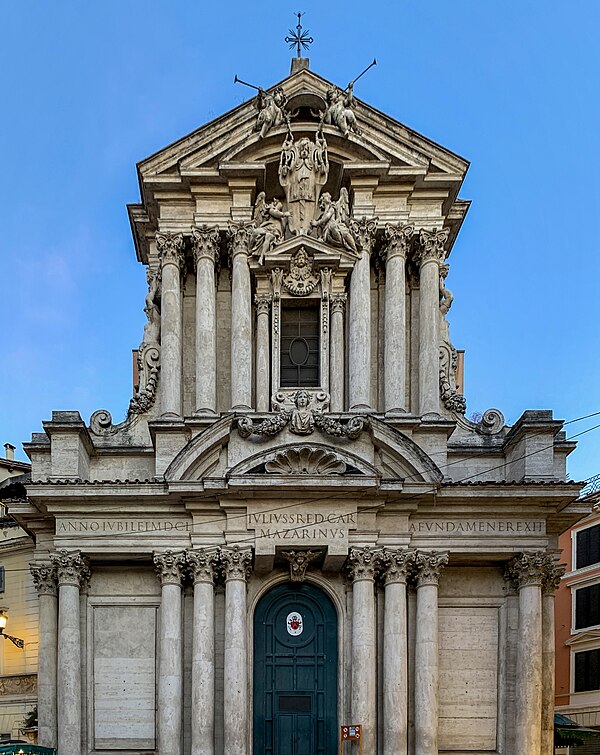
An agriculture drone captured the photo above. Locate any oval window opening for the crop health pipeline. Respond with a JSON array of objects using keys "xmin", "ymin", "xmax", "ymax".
[{"xmin": 289, "ymin": 338, "xmax": 310, "ymax": 366}]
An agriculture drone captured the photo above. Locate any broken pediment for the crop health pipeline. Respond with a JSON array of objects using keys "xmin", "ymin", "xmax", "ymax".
[{"xmin": 250, "ymin": 236, "xmax": 358, "ymax": 275}]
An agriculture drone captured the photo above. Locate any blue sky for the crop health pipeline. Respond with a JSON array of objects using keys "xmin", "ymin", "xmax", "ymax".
[{"xmin": 1, "ymin": 1, "xmax": 598, "ymax": 481}]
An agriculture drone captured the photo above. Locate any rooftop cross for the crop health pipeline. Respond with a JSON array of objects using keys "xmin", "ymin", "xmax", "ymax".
[{"xmin": 285, "ymin": 12, "xmax": 313, "ymax": 58}]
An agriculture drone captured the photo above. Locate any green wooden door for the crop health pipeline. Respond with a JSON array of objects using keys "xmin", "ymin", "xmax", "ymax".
[{"xmin": 254, "ymin": 582, "xmax": 338, "ymax": 755}]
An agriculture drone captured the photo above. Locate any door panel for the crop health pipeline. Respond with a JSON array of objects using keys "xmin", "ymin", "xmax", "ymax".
[{"xmin": 254, "ymin": 583, "xmax": 338, "ymax": 755}]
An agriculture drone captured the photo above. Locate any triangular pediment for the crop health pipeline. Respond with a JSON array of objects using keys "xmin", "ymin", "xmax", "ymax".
[
  {"xmin": 251, "ymin": 234, "xmax": 358, "ymax": 273},
  {"xmin": 137, "ymin": 68, "xmax": 468, "ymax": 184}
]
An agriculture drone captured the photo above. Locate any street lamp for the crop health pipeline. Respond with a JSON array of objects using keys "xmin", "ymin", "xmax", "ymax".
[{"xmin": 0, "ymin": 609, "xmax": 24, "ymax": 649}]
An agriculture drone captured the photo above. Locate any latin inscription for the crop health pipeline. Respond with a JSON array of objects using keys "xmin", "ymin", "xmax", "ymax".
[
  {"xmin": 247, "ymin": 512, "xmax": 356, "ymax": 541},
  {"xmin": 57, "ymin": 519, "xmax": 192, "ymax": 534},
  {"xmin": 409, "ymin": 520, "xmax": 545, "ymax": 535}
]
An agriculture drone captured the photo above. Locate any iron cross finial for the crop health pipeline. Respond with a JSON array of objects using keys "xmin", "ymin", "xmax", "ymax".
[{"xmin": 285, "ymin": 11, "xmax": 313, "ymax": 58}]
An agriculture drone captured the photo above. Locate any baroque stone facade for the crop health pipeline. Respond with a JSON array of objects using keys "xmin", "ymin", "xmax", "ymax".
[{"xmin": 12, "ymin": 55, "xmax": 587, "ymax": 755}]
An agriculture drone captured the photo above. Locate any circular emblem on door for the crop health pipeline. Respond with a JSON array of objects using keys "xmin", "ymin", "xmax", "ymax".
[{"xmin": 286, "ymin": 612, "xmax": 303, "ymax": 636}]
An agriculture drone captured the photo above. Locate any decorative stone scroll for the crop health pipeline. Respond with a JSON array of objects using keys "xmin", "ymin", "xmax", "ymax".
[
  {"xmin": 439, "ymin": 345, "xmax": 466, "ymax": 415},
  {"xmin": 265, "ymin": 447, "xmax": 346, "ymax": 475},
  {"xmin": 50, "ymin": 550, "xmax": 91, "ymax": 588},
  {"xmin": 282, "ymin": 248, "xmax": 319, "ymax": 295},
  {"xmin": 219, "ymin": 546, "xmax": 253, "ymax": 582},
  {"xmin": 281, "ymin": 550, "xmax": 321, "ymax": 582},
  {"xmin": 157, "ymin": 231, "xmax": 185, "ymax": 270},
  {"xmin": 153, "ymin": 550, "xmax": 187, "ymax": 586},
  {"xmin": 30, "ymin": 563, "xmax": 58, "ymax": 596},
  {"xmin": 187, "ymin": 549, "xmax": 218, "ymax": 585},
  {"xmin": 413, "ymin": 550, "xmax": 449, "ymax": 587},
  {"xmin": 0, "ymin": 674, "xmax": 37, "ymax": 697}
]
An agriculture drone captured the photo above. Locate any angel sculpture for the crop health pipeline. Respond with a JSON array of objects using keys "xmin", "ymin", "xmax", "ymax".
[
  {"xmin": 254, "ymin": 86, "xmax": 288, "ymax": 139},
  {"xmin": 310, "ymin": 190, "xmax": 358, "ymax": 255},
  {"xmin": 323, "ymin": 83, "xmax": 361, "ymax": 137},
  {"xmin": 250, "ymin": 192, "xmax": 289, "ymax": 264}
]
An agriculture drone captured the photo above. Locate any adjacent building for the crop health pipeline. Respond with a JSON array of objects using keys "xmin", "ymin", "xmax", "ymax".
[{"xmin": 9, "ymin": 52, "xmax": 586, "ymax": 755}]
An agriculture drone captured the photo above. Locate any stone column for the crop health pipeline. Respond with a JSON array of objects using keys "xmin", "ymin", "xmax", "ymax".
[
  {"xmin": 188, "ymin": 549, "xmax": 218, "ymax": 755},
  {"xmin": 31, "ymin": 563, "xmax": 58, "ymax": 749},
  {"xmin": 192, "ymin": 225, "xmax": 219, "ymax": 414},
  {"xmin": 506, "ymin": 552, "xmax": 545, "ymax": 755},
  {"xmin": 348, "ymin": 218, "xmax": 377, "ymax": 411},
  {"xmin": 221, "ymin": 546, "xmax": 253, "ymax": 755},
  {"xmin": 255, "ymin": 294, "xmax": 272, "ymax": 412},
  {"xmin": 50, "ymin": 550, "xmax": 90, "ymax": 755},
  {"xmin": 417, "ymin": 229, "xmax": 449, "ymax": 417},
  {"xmin": 380, "ymin": 549, "xmax": 413, "ymax": 755},
  {"xmin": 382, "ymin": 224, "xmax": 414, "ymax": 413},
  {"xmin": 330, "ymin": 293, "xmax": 347, "ymax": 412},
  {"xmin": 154, "ymin": 550, "xmax": 187, "ymax": 755},
  {"xmin": 228, "ymin": 223, "xmax": 254, "ymax": 410},
  {"xmin": 541, "ymin": 560, "xmax": 565, "ymax": 755},
  {"xmin": 414, "ymin": 551, "xmax": 448, "ymax": 755},
  {"xmin": 348, "ymin": 547, "xmax": 378, "ymax": 755},
  {"xmin": 157, "ymin": 232, "xmax": 185, "ymax": 417}
]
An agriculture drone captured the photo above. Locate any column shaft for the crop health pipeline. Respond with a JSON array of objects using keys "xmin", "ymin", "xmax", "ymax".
[
  {"xmin": 418, "ymin": 258, "xmax": 440, "ymax": 416},
  {"xmin": 158, "ymin": 582, "xmax": 183, "ymax": 753},
  {"xmin": 58, "ymin": 583, "xmax": 82, "ymax": 755},
  {"xmin": 231, "ymin": 250, "xmax": 252, "ymax": 410},
  {"xmin": 383, "ymin": 580, "xmax": 408, "ymax": 755},
  {"xmin": 414, "ymin": 583, "xmax": 439, "ymax": 755},
  {"xmin": 516, "ymin": 584, "xmax": 543, "ymax": 754},
  {"xmin": 38, "ymin": 591, "xmax": 58, "ymax": 748},
  {"xmin": 158, "ymin": 233, "xmax": 185, "ymax": 417},
  {"xmin": 349, "ymin": 248, "xmax": 371, "ymax": 410},
  {"xmin": 384, "ymin": 252, "xmax": 407, "ymax": 412},
  {"xmin": 330, "ymin": 295, "xmax": 346, "ymax": 412},
  {"xmin": 224, "ymin": 578, "xmax": 249, "ymax": 755},
  {"xmin": 192, "ymin": 581, "xmax": 215, "ymax": 755},
  {"xmin": 195, "ymin": 256, "xmax": 217, "ymax": 413},
  {"xmin": 541, "ymin": 592, "xmax": 555, "ymax": 755},
  {"xmin": 255, "ymin": 296, "xmax": 271, "ymax": 412}
]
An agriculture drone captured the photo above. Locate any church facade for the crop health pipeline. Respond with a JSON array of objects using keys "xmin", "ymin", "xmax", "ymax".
[{"xmin": 13, "ymin": 55, "xmax": 585, "ymax": 755}]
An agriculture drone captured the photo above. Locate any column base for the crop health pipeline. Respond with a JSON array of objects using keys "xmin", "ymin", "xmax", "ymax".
[
  {"xmin": 349, "ymin": 404, "xmax": 371, "ymax": 412},
  {"xmin": 192, "ymin": 408, "xmax": 218, "ymax": 417},
  {"xmin": 232, "ymin": 405, "xmax": 254, "ymax": 412}
]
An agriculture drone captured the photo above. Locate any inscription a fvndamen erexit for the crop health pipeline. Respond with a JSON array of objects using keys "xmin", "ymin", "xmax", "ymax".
[{"xmin": 409, "ymin": 520, "xmax": 545, "ymax": 534}]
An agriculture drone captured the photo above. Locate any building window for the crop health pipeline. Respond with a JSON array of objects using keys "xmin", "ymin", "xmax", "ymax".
[
  {"xmin": 575, "ymin": 583, "xmax": 600, "ymax": 629},
  {"xmin": 576, "ymin": 523, "xmax": 600, "ymax": 569},
  {"xmin": 575, "ymin": 648, "xmax": 600, "ymax": 692},
  {"xmin": 0, "ymin": 565, "xmax": 4, "ymax": 593},
  {"xmin": 280, "ymin": 304, "xmax": 320, "ymax": 388}
]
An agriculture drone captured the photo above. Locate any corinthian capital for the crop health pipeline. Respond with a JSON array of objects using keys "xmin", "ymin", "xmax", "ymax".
[
  {"xmin": 382, "ymin": 222, "xmax": 414, "ymax": 263},
  {"xmin": 414, "ymin": 550, "xmax": 448, "ymax": 587},
  {"xmin": 187, "ymin": 549, "xmax": 217, "ymax": 585},
  {"xmin": 219, "ymin": 546, "xmax": 253, "ymax": 582},
  {"xmin": 350, "ymin": 217, "xmax": 378, "ymax": 255},
  {"xmin": 30, "ymin": 563, "xmax": 58, "ymax": 596},
  {"xmin": 505, "ymin": 552, "xmax": 548, "ymax": 590},
  {"xmin": 418, "ymin": 228, "xmax": 450, "ymax": 265},
  {"xmin": 227, "ymin": 221, "xmax": 254, "ymax": 260},
  {"xmin": 156, "ymin": 231, "xmax": 185, "ymax": 269},
  {"xmin": 542, "ymin": 559, "xmax": 566, "ymax": 595},
  {"xmin": 347, "ymin": 546, "xmax": 381, "ymax": 582},
  {"xmin": 191, "ymin": 224, "xmax": 220, "ymax": 267},
  {"xmin": 153, "ymin": 550, "xmax": 187, "ymax": 586},
  {"xmin": 380, "ymin": 548, "xmax": 415, "ymax": 586},
  {"xmin": 50, "ymin": 550, "xmax": 91, "ymax": 588},
  {"xmin": 330, "ymin": 292, "xmax": 347, "ymax": 314},
  {"xmin": 254, "ymin": 293, "xmax": 272, "ymax": 316}
]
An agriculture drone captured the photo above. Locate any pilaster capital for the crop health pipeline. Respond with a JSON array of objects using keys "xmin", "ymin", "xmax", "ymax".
[
  {"xmin": 347, "ymin": 546, "xmax": 381, "ymax": 582},
  {"xmin": 413, "ymin": 550, "xmax": 448, "ymax": 587},
  {"xmin": 350, "ymin": 217, "xmax": 378, "ymax": 256},
  {"xmin": 382, "ymin": 222, "xmax": 414, "ymax": 263},
  {"xmin": 219, "ymin": 546, "xmax": 253, "ymax": 582},
  {"xmin": 156, "ymin": 231, "xmax": 185, "ymax": 270},
  {"xmin": 254, "ymin": 293, "xmax": 272, "ymax": 316},
  {"xmin": 187, "ymin": 549, "xmax": 217, "ymax": 585},
  {"xmin": 505, "ymin": 551, "xmax": 549, "ymax": 590},
  {"xmin": 30, "ymin": 563, "xmax": 58, "ymax": 596},
  {"xmin": 227, "ymin": 221, "xmax": 254, "ymax": 260},
  {"xmin": 542, "ymin": 560, "xmax": 566, "ymax": 595},
  {"xmin": 50, "ymin": 550, "xmax": 91, "ymax": 589},
  {"xmin": 191, "ymin": 224, "xmax": 220, "ymax": 267},
  {"xmin": 380, "ymin": 548, "xmax": 415, "ymax": 586},
  {"xmin": 418, "ymin": 228, "xmax": 450, "ymax": 266},
  {"xmin": 330, "ymin": 292, "xmax": 347, "ymax": 314},
  {"xmin": 153, "ymin": 549, "xmax": 187, "ymax": 586}
]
